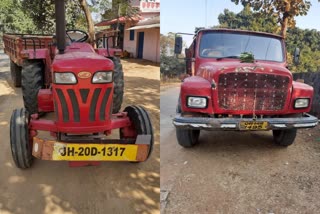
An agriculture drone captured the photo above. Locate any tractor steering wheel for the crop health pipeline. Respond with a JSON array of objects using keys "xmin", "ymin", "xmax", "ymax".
[{"xmin": 66, "ymin": 29, "xmax": 89, "ymax": 43}]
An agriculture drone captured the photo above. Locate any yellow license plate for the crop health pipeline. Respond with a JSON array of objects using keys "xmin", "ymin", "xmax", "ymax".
[
  {"xmin": 239, "ymin": 121, "xmax": 268, "ymax": 130},
  {"xmin": 52, "ymin": 143, "xmax": 138, "ymax": 161}
]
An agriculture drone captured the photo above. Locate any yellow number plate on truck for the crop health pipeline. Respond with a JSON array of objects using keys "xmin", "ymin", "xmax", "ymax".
[
  {"xmin": 240, "ymin": 121, "xmax": 268, "ymax": 130},
  {"xmin": 52, "ymin": 143, "xmax": 138, "ymax": 161}
]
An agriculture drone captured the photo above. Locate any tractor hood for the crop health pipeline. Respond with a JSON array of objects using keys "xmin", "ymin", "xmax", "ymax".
[{"xmin": 52, "ymin": 52, "xmax": 114, "ymax": 72}]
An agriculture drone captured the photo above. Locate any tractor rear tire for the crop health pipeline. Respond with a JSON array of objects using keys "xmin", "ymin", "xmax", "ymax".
[
  {"xmin": 21, "ymin": 60, "xmax": 44, "ymax": 114},
  {"xmin": 10, "ymin": 60, "xmax": 22, "ymax": 87},
  {"xmin": 121, "ymin": 105, "xmax": 154, "ymax": 160},
  {"xmin": 273, "ymin": 129, "xmax": 297, "ymax": 147},
  {"xmin": 176, "ymin": 129, "xmax": 200, "ymax": 148},
  {"xmin": 10, "ymin": 108, "xmax": 33, "ymax": 169},
  {"xmin": 112, "ymin": 57, "xmax": 124, "ymax": 113}
]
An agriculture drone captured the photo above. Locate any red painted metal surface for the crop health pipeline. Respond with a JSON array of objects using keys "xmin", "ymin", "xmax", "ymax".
[
  {"xmin": 289, "ymin": 81, "xmax": 313, "ymax": 113},
  {"xmin": 181, "ymin": 76, "xmax": 213, "ymax": 114},
  {"xmin": 29, "ymin": 116, "xmax": 131, "ymax": 134},
  {"xmin": 38, "ymin": 89, "xmax": 54, "ymax": 112},
  {"xmin": 64, "ymin": 42, "xmax": 95, "ymax": 53},
  {"xmin": 95, "ymin": 48, "xmax": 123, "ymax": 58},
  {"xmin": 51, "ymin": 43, "xmax": 115, "ymax": 132},
  {"xmin": 3, "ymin": 34, "xmax": 53, "ymax": 65},
  {"xmin": 180, "ymin": 29, "xmax": 314, "ymax": 116}
]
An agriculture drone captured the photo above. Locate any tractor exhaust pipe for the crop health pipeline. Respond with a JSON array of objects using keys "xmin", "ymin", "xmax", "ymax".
[{"xmin": 55, "ymin": 0, "xmax": 66, "ymax": 54}]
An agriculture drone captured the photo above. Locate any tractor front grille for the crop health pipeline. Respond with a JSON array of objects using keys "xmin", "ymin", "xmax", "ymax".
[
  {"xmin": 218, "ymin": 72, "xmax": 289, "ymax": 111},
  {"xmin": 54, "ymin": 88, "xmax": 112, "ymax": 122}
]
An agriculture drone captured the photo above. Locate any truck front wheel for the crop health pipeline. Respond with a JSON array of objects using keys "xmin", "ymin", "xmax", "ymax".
[
  {"xmin": 273, "ymin": 129, "xmax": 297, "ymax": 146},
  {"xmin": 176, "ymin": 129, "xmax": 200, "ymax": 148}
]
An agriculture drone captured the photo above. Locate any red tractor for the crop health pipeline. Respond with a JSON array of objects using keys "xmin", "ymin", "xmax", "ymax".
[
  {"xmin": 3, "ymin": 0, "xmax": 153, "ymax": 168},
  {"xmin": 173, "ymin": 29, "xmax": 318, "ymax": 147}
]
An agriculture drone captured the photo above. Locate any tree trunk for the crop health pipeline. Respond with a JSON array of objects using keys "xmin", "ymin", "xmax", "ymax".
[
  {"xmin": 78, "ymin": 0, "xmax": 95, "ymax": 45},
  {"xmin": 281, "ymin": 16, "xmax": 288, "ymax": 39},
  {"xmin": 281, "ymin": 1, "xmax": 290, "ymax": 39},
  {"xmin": 115, "ymin": 4, "xmax": 121, "ymax": 47}
]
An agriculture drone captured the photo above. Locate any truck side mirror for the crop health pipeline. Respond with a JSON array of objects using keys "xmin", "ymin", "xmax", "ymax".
[
  {"xmin": 294, "ymin": 47, "xmax": 300, "ymax": 65},
  {"xmin": 174, "ymin": 36, "xmax": 183, "ymax": 54}
]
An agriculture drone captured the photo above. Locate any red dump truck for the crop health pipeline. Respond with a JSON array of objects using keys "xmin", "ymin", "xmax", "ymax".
[{"xmin": 173, "ymin": 28, "xmax": 318, "ymax": 148}]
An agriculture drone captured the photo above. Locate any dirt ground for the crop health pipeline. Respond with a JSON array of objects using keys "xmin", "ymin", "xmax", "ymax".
[
  {"xmin": 0, "ymin": 52, "xmax": 160, "ymax": 214},
  {"xmin": 161, "ymin": 86, "xmax": 320, "ymax": 214}
]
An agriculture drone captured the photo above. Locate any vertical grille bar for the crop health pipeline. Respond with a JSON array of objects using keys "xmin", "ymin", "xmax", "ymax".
[
  {"xmin": 79, "ymin": 89, "xmax": 89, "ymax": 103},
  {"xmin": 89, "ymin": 88, "xmax": 101, "ymax": 121},
  {"xmin": 67, "ymin": 89, "xmax": 80, "ymax": 122},
  {"xmin": 56, "ymin": 88, "xmax": 69, "ymax": 122},
  {"xmin": 99, "ymin": 88, "xmax": 112, "ymax": 121}
]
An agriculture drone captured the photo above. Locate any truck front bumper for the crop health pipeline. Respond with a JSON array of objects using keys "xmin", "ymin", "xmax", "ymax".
[{"xmin": 173, "ymin": 113, "xmax": 318, "ymax": 130}]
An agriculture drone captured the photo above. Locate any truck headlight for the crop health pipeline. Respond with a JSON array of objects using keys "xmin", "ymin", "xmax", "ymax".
[
  {"xmin": 92, "ymin": 71, "xmax": 113, "ymax": 83},
  {"xmin": 187, "ymin": 96, "xmax": 207, "ymax": 108},
  {"xmin": 294, "ymin": 98, "xmax": 309, "ymax": 109},
  {"xmin": 54, "ymin": 72, "xmax": 77, "ymax": 84}
]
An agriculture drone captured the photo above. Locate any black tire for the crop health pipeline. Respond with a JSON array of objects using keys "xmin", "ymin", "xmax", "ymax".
[
  {"xmin": 176, "ymin": 129, "xmax": 200, "ymax": 148},
  {"xmin": 10, "ymin": 108, "xmax": 33, "ymax": 169},
  {"xmin": 21, "ymin": 60, "xmax": 44, "ymax": 114},
  {"xmin": 10, "ymin": 60, "xmax": 22, "ymax": 87},
  {"xmin": 121, "ymin": 105, "xmax": 154, "ymax": 160},
  {"xmin": 176, "ymin": 94, "xmax": 182, "ymax": 113},
  {"xmin": 112, "ymin": 57, "xmax": 124, "ymax": 113},
  {"xmin": 273, "ymin": 129, "xmax": 297, "ymax": 146}
]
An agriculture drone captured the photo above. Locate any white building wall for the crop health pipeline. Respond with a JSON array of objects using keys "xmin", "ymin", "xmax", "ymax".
[{"xmin": 140, "ymin": 28, "xmax": 160, "ymax": 63}]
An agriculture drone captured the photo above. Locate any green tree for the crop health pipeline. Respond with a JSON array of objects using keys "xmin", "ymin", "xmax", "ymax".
[
  {"xmin": 0, "ymin": 0, "xmax": 36, "ymax": 34},
  {"xmin": 231, "ymin": 0, "xmax": 313, "ymax": 38},
  {"xmin": 160, "ymin": 33, "xmax": 186, "ymax": 79},
  {"xmin": 21, "ymin": 0, "xmax": 95, "ymax": 43},
  {"xmin": 218, "ymin": 5, "xmax": 279, "ymax": 33}
]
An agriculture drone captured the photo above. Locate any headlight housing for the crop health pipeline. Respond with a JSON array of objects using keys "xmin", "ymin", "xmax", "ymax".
[
  {"xmin": 92, "ymin": 71, "xmax": 113, "ymax": 83},
  {"xmin": 54, "ymin": 72, "xmax": 77, "ymax": 84},
  {"xmin": 294, "ymin": 98, "xmax": 310, "ymax": 109},
  {"xmin": 187, "ymin": 96, "xmax": 207, "ymax": 108}
]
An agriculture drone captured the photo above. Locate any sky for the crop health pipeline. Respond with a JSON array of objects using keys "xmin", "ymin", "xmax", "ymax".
[{"xmin": 160, "ymin": 0, "xmax": 320, "ymax": 35}]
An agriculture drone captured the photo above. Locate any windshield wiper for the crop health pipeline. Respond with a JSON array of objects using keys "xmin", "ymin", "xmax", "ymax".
[{"xmin": 216, "ymin": 55, "xmax": 240, "ymax": 60}]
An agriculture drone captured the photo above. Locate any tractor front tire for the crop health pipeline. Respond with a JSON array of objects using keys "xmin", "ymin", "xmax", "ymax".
[
  {"xmin": 112, "ymin": 57, "xmax": 124, "ymax": 113},
  {"xmin": 273, "ymin": 129, "xmax": 297, "ymax": 147},
  {"xmin": 10, "ymin": 108, "xmax": 33, "ymax": 169},
  {"xmin": 176, "ymin": 129, "xmax": 200, "ymax": 148},
  {"xmin": 21, "ymin": 60, "xmax": 44, "ymax": 114},
  {"xmin": 121, "ymin": 105, "xmax": 154, "ymax": 160},
  {"xmin": 10, "ymin": 60, "xmax": 22, "ymax": 87}
]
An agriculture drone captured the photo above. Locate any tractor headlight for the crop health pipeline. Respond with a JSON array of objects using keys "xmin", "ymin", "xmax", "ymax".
[
  {"xmin": 54, "ymin": 72, "xmax": 77, "ymax": 84},
  {"xmin": 92, "ymin": 71, "xmax": 113, "ymax": 83},
  {"xmin": 187, "ymin": 96, "xmax": 207, "ymax": 108},
  {"xmin": 294, "ymin": 98, "xmax": 309, "ymax": 109}
]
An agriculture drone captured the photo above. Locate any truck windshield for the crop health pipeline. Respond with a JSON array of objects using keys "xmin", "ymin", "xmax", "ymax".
[{"xmin": 199, "ymin": 32, "xmax": 284, "ymax": 62}]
